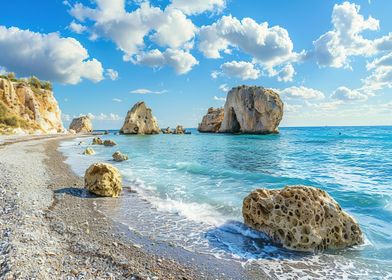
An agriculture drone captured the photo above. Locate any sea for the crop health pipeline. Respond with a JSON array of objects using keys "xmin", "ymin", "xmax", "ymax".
[{"xmin": 59, "ymin": 126, "xmax": 392, "ymax": 279}]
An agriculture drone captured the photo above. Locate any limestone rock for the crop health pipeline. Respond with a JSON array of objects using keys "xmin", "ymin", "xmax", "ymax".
[
  {"xmin": 120, "ymin": 102, "xmax": 160, "ymax": 135},
  {"xmin": 242, "ymin": 186, "xmax": 363, "ymax": 252},
  {"xmin": 198, "ymin": 108, "xmax": 224, "ymax": 133},
  {"xmin": 103, "ymin": 139, "xmax": 117, "ymax": 146},
  {"xmin": 0, "ymin": 77, "xmax": 64, "ymax": 134},
  {"xmin": 69, "ymin": 116, "xmax": 93, "ymax": 133},
  {"xmin": 84, "ymin": 163, "xmax": 122, "ymax": 197},
  {"xmin": 219, "ymin": 86, "xmax": 283, "ymax": 134},
  {"xmin": 173, "ymin": 125, "xmax": 185, "ymax": 134},
  {"xmin": 162, "ymin": 127, "xmax": 172, "ymax": 134},
  {"xmin": 83, "ymin": 147, "xmax": 95, "ymax": 155},
  {"xmin": 112, "ymin": 151, "xmax": 129, "ymax": 162},
  {"xmin": 92, "ymin": 137, "xmax": 103, "ymax": 145}
]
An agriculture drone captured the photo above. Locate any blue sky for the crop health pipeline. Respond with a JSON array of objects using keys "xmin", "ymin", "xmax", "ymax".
[{"xmin": 1, "ymin": 0, "xmax": 392, "ymax": 129}]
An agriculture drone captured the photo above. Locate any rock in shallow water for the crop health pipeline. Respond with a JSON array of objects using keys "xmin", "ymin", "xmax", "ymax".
[
  {"xmin": 92, "ymin": 137, "xmax": 103, "ymax": 145},
  {"xmin": 103, "ymin": 140, "xmax": 116, "ymax": 146},
  {"xmin": 112, "ymin": 151, "xmax": 128, "ymax": 162},
  {"xmin": 84, "ymin": 163, "xmax": 122, "ymax": 197},
  {"xmin": 242, "ymin": 185, "xmax": 363, "ymax": 252},
  {"xmin": 120, "ymin": 102, "xmax": 160, "ymax": 135},
  {"xmin": 198, "ymin": 107, "xmax": 224, "ymax": 133},
  {"xmin": 83, "ymin": 147, "xmax": 95, "ymax": 155}
]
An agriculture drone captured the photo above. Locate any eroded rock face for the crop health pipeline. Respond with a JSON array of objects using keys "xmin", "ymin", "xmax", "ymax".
[
  {"xmin": 0, "ymin": 78, "xmax": 64, "ymax": 134},
  {"xmin": 103, "ymin": 139, "xmax": 116, "ymax": 146},
  {"xmin": 69, "ymin": 116, "xmax": 92, "ymax": 133},
  {"xmin": 219, "ymin": 86, "xmax": 283, "ymax": 134},
  {"xmin": 120, "ymin": 102, "xmax": 160, "ymax": 135},
  {"xmin": 83, "ymin": 147, "xmax": 95, "ymax": 155},
  {"xmin": 84, "ymin": 163, "xmax": 122, "ymax": 197},
  {"xmin": 112, "ymin": 151, "xmax": 128, "ymax": 162},
  {"xmin": 198, "ymin": 107, "xmax": 224, "ymax": 133},
  {"xmin": 242, "ymin": 186, "xmax": 363, "ymax": 252}
]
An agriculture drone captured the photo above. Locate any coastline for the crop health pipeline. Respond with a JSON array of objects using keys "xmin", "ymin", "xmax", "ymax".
[{"xmin": 0, "ymin": 135, "xmax": 266, "ymax": 279}]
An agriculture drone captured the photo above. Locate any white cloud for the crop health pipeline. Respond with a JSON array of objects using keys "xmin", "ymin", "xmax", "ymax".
[
  {"xmin": 105, "ymin": 69, "xmax": 119, "ymax": 80},
  {"xmin": 276, "ymin": 64, "xmax": 295, "ymax": 82},
  {"xmin": 218, "ymin": 61, "xmax": 260, "ymax": 80},
  {"xmin": 0, "ymin": 26, "xmax": 104, "ymax": 84},
  {"xmin": 331, "ymin": 86, "xmax": 368, "ymax": 101},
  {"xmin": 112, "ymin": 98, "xmax": 122, "ymax": 102},
  {"xmin": 213, "ymin": 96, "xmax": 226, "ymax": 101},
  {"xmin": 219, "ymin": 83, "xmax": 229, "ymax": 92},
  {"xmin": 134, "ymin": 48, "xmax": 198, "ymax": 74},
  {"xmin": 86, "ymin": 113, "xmax": 121, "ymax": 121},
  {"xmin": 306, "ymin": 100, "xmax": 343, "ymax": 111},
  {"xmin": 198, "ymin": 15, "xmax": 303, "ymax": 68},
  {"xmin": 285, "ymin": 104, "xmax": 302, "ymax": 113},
  {"xmin": 374, "ymin": 33, "xmax": 392, "ymax": 52},
  {"xmin": 279, "ymin": 86, "xmax": 325, "ymax": 100},
  {"xmin": 313, "ymin": 2, "xmax": 379, "ymax": 68},
  {"xmin": 170, "ymin": 0, "xmax": 226, "ymax": 15},
  {"xmin": 130, "ymin": 88, "xmax": 167, "ymax": 94},
  {"xmin": 68, "ymin": 20, "xmax": 87, "ymax": 34}
]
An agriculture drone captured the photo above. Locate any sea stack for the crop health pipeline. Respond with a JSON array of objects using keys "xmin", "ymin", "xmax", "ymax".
[
  {"xmin": 198, "ymin": 107, "xmax": 224, "ymax": 133},
  {"xmin": 219, "ymin": 85, "xmax": 283, "ymax": 134},
  {"xmin": 242, "ymin": 186, "xmax": 364, "ymax": 252},
  {"xmin": 120, "ymin": 102, "xmax": 160, "ymax": 135},
  {"xmin": 69, "ymin": 115, "xmax": 93, "ymax": 133}
]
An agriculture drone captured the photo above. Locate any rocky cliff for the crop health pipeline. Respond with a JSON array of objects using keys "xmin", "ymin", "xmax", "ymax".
[
  {"xmin": 0, "ymin": 75, "xmax": 64, "ymax": 134},
  {"xmin": 69, "ymin": 116, "xmax": 93, "ymax": 133},
  {"xmin": 219, "ymin": 86, "xmax": 283, "ymax": 134},
  {"xmin": 198, "ymin": 107, "xmax": 224, "ymax": 133},
  {"xmin": 120, "ymin": 102, "xmax": 160, "ymax": 135}
]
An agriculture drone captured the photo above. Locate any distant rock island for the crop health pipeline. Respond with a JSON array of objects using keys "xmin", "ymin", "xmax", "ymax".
[
  {"xmin": 199, "ymin": 85, "xmax": 284, "ymax": 134},
  {"xmin": 120, "ymin": 101, "xmax": 160, "ymax": 135},
  {"xmin": 69, "ymin": 115, "xmax": 93, "ymax": 133},
  {"xmin": 0, "ymin": 73, "xmax": 63, "ymax": 134}
]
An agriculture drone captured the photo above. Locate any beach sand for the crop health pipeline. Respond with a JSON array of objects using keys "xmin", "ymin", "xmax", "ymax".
[{"xmin": 0, "ymin": 135, "xmax": 268, "ymax": 279}]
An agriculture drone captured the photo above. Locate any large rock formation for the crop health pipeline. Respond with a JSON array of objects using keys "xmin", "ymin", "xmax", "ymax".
[
  {"xmin": 198, "ymin": 107, "xmax": 224, "ymax": 133},
  {"xmin": 84, "ymin": 163, "xmax": 122, "ymax": 197},
  {"xmin": 0, "ymin": 76, "xmax": 64, "ymax": 134},
  {"xmin": 120, "ymin": 102, "xmax": 160, "ymax": 135},
  {"xmin": 69, "ymin": 116, "xmax": 92, "ymax": 133},
  {"xmin": 242, "ymin": 186, "xmax": 363, "ymax": 252},
  {"xmin": 219, "ymin": 86, "xmax": 283, "ymax": 134}
]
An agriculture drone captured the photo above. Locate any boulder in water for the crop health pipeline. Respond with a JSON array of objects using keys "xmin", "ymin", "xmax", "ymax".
[
  {"xmin": 69, "ymin": 116, "xmax": 93, "ymax": 133},
  {"xmin": 83, "ymin": 147, "xmax": 95, "ymax": 155},
  {"xmin": 162, "ymin": 127, "xmax": 173, "ymax": 134},
  {"xmin": 173, "ymin": 125, "xmax": 185, "ymax": 134},
  {"xmin": 112, "ymin": 151, "xmax": 129, "ymax": 162},
  {"xmin": 198, "ymin": 107, "xmax": 224, "ymax": 133},
  {"xmin": 84, "ymin": 163, "xmax": 122, "ymax": 197},
  {"xmin": 120, "ymin": 102, "xmax": 160, "ymax": 135},
  {"xmin": 92, "ymin": 137, "xmax": 103, "ymax": 145},
  {"xmin": 219, "ymin": 86, "xmax": 283, "ymax": 134},
  {"xmin": 103, "ymin": 139, "xmax": 117, "ymax": 146},
  {"xmin": 242, "ymin": 185, "xmax": 363, "ymax": 252}
]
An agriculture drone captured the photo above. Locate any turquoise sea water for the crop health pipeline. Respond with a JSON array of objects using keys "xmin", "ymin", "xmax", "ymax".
[{"xmin": 60, "ymin": 126, "xmax": 392, "ymax": 278}]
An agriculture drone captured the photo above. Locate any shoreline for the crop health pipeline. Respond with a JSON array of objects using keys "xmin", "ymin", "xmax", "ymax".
[{"xmin": 0, "ymin": 135, "xmax": 266, "ymax": 279}]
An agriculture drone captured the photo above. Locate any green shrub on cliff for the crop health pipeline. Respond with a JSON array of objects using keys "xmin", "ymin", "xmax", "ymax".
[{"xmin": 0, "ymin": 101, "xmax": 30, "ymax": 129}]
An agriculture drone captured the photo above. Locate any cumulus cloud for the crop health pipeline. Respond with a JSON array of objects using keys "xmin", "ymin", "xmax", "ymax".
[
  {"xmin": 130, "ymin": 88, "xmax": 167, "ymax": 94},
  {"xmin": 216, "ymin": 61, "xmax": 260, "ymax": 80},
  {"xmin": 112, "ymin": 98, "xmax": 122, "ymax": 102},
  {"xmin": 68, "ymin": 21, "xmax": 87, "ymax": 34},
  {"xmin": 213, "ymin": 96, "xmax": 226, "ymax": 101},
  {"xmin": 313, "ymin": 2, "xmax": 379, "ymax": 68},
  {"xmin": 86, "ymin": 113, "xmax": 121, "ymax": 121},
  {"xmin": 279, "ymin": 86, "xmax": 325, "ymax": 100},
  {"xmin": 219, "ymin": 83, "xmax": 229, "ymax": 92},
  {"xmin": 374, "ymin": 33, "xmax": 392, "ymax": 52},
  {"xmin": 331, "ymin": 86, "xmax": 368, "ymax": 101},
  {"xmin": 276, "ymin": 64, "xmax": 295, "ymax": 82},
  {"xmin": 170, "ymin": 0, "xmax": 225, "ymax": 15},
  {"xmin": 198, "ymin": 15, "xmax": 304, "ymax": 68},
  {"xmin": 305, "ymin": 100, "xmax": 343, "ymax": 111},
  {"xmin": 105, "ymin": 69, "xmax": 119, "ymax": 80},
  {"xmin": 134, "ymin": 48, "xmax": 198, "ymax": 74},
  {"xmin": 0, "ymin": 26, "xmax": 104, "ymax": 84}
]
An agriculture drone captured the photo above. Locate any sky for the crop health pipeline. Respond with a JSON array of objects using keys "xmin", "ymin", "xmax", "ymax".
[{"xmin": 1, "ymin": 0, "xmax": 392, "ymax": 129}]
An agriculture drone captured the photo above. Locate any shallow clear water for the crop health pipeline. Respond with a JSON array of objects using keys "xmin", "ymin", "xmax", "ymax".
[{"xmin": 60, "ymin": 126, "xmax": 392, "ymax": 278}]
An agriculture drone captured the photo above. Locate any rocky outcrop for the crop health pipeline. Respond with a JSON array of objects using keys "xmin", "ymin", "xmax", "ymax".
[
  {"xmin": 0, "ymin": 76, "xmax": 64, "ymax": 134},
  {"xmin": 103, "ymin": 139, "xmax": 116, "ymax": 146},
  {"xmin": 120, "ymin": 102, "xmax": 160, "ymax": 135},
  {"xmin": 173, "ymin": 125, "xmax": 185, "ymax": 134},
  {"xmin": 198, "ymin": 107, "xmax": 224, "ymax": 133},
  {"xmin": 83, "ymin": 147, "xmax": 95, "ymax": 155},
  {"xmin": 92, "ymin": 137, "xmax": 103, "ymax": 145},
  {"xmin": 242, "ymin": 186, "xmax": 363, "ymax": 252},
  {"xmin": 84, "ymin": 163, "xmax": 122, "ymax": 197},
  {"xmin": 162, "ymin": 127, "xmax": 172, "ymax": 134},
  {"xmin": 112, "ymin": 151, "xmax": 129, "ymax": 162},
  {"xmin": 69, "ymin": 116, "xmax": 92, "ymax": 133},
  {"xmin": 219, "ymin": 86, "xmax": 283, "ymax": 134}
]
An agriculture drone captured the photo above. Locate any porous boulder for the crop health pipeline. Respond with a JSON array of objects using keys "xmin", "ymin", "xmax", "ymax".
[
  {"xmin": 69, "ymin": 116, "xmax": 93, "ymax": 133},
  {"xmin": 84, "ymin": 163, "xmax": 122, "ymax": 197},
  {"xmin": 120, "ymin": 102, "xmax": 160, "ymax": 135},
  {"xmin": 92, "ymin": 137, "xmax": 103, "ymax": 145},
  {"xmin": 219, "ymin": 86, "xmax": 283, "ymax": 134},
  {"xmin": 112, "ymin": 151, "xmax": 129, "ymax": 162},
  {"xmin": 198, "ymin": 107, "xmax": 224, "ymax": 133},
  {"xmin": 103, "ymin": 139, "xmax": 117, "ymax": 146},
  {"xmin": 173, "ymin": 125, "xmax": 185, "ymax": 134},
  {"xmin": 242, "ymin": 185, "xmax": 363, "ymax": 252},
  {"xmin": 83, "ymin": 147, "xmax": 95, "ymax": 155}
]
